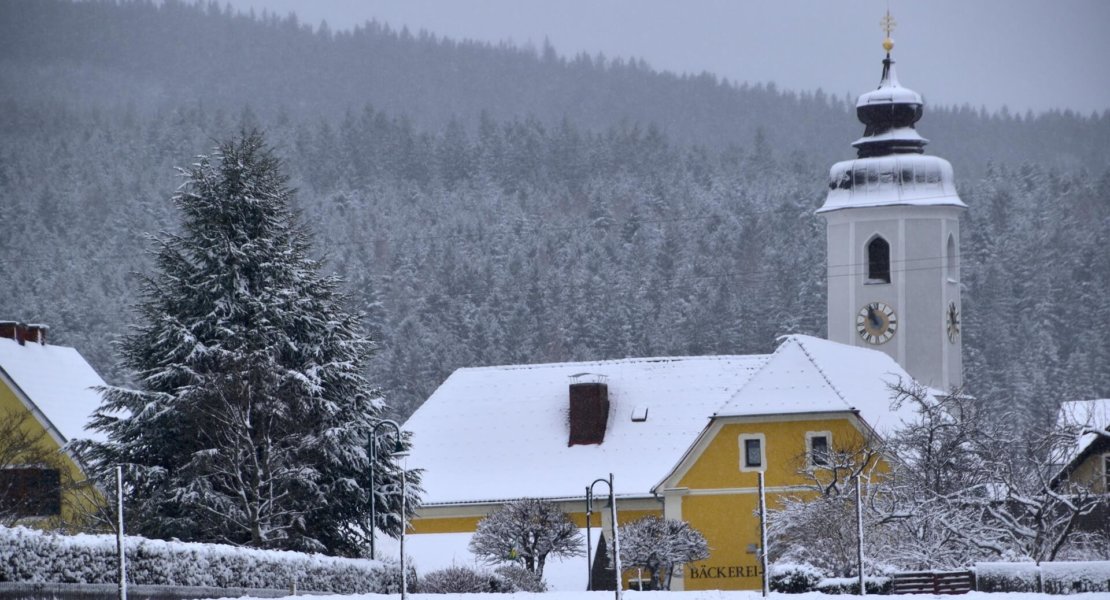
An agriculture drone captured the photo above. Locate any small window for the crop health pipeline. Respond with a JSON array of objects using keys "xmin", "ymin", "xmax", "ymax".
[
  {"xmin": 0, "ymin": 468, "xmax": 61, "ymax": 517},
  {"xmin": 946, "ymin": 234, "xmax": 958, "ymax": 282},
  {"xmin": 739, "ymin": 434, "xmax": 766, "ymax": 472},
  {"xmin": 807, "ymin": 432, "xmax": 832, "ymax": 467},
  {"xmin": 867, "ymin": 236, "xmax": 891, "ymax": 283}
]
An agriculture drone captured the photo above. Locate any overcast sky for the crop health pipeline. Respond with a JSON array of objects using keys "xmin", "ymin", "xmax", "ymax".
[{"xmin": 221, "ymin": 0, "xmax": 1110, "ymax": 115}]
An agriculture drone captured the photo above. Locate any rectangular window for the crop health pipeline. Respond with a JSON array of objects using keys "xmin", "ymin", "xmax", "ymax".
[
  {"xmin": 745, "ymin": 439, "xmax": 762, "ymax": 467},
  {"xmin": 810, "ymin": 435, "xmax": 830, "ymax": 467},
  {"xmin": 0, "ymin": 468, "xmax": 61, "ymax": 517},
  {"xmin": 739, "ymin": 434, "xmax": 766, "ymax": 472}
]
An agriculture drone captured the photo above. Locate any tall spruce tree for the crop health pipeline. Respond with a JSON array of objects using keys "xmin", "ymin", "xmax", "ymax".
[{"xmin": 83, "ymin": 131, "xmax": 417, "ymax": 555}]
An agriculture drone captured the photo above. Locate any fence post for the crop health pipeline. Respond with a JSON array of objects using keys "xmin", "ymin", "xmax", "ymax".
[{"xmin": 116, "ymin": 466, "xmax": 126, "ymax": 600}]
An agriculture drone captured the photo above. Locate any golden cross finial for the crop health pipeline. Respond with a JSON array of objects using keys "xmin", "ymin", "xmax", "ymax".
[{"xmin": 880, "ymin": 9, "xmax": 897, "ymax": 53}]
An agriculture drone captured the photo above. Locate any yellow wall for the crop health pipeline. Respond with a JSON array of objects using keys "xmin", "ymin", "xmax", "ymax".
[
  {"xmin": 0, "ymin": 377, "xmax": 103, "ymax": 530},
  {"xmin": 679, "ymin": 418, "xmax": 871, "ymax": 489},
  {"xmin": 411, "ymin": 502, "xmax": 656, "ymax": 534},
  {"xmin": 1068, "ymin": 451, "xmax": 1108, "ymax": 494},
  {"xmin": 672, "ymin": 415, "xmax": 877, "ymax": 591}
]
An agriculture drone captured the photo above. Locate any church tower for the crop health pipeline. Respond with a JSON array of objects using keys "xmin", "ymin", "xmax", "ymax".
[{"xmin": 818, "ymin": 18, "xmax": 965, "ymax": 390}]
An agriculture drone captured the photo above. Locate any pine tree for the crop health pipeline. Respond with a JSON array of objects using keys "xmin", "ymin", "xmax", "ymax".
[{"xmin": 82, "ymin": 131, "xmax": 417, "ymax": 555}]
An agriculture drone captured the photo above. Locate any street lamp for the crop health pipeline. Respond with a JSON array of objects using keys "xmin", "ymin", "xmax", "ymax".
[
  {"xmin": 585, "ymin": 473, "xmax": 622, "ymax": 600},
  {"xmin": 368, "ymin": 419, "xmax": 405, "ymax": 560}
]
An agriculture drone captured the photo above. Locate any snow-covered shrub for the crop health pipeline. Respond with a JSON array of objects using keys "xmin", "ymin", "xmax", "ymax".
[
  {"xmin": 418, "ymin": 565, "xmax": 506, "ymax": 594},
  {"xmin": 769, "ymin": 562, "xmax": 823, "ymax": 593},
  {"xmin": 815, "ymin": 575, "xmax": 891, "ymax": 595},
  {"xmin": 416, "ymin": 564, "xmax": 548, "ymax": 594},
  {"xmin": 0, "ymin": 526, "xmax": 399, "ymax": 593},
  {"xmin": 494, "ymin": 565, "xmax": 547, "ymax": 592}
]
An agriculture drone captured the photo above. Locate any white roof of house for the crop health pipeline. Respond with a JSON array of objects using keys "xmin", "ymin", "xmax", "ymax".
[
  {"xmin": 716, "ymin": 335, "xmax": 919, "ymax": 436},
  {"xmin": 0, "ymin": 337, "xmax": 107, "ymax": 444},
  {"xmin": 403, "ymin": 335, "xmax": 918, "ymax": 505},
  {"xmin": 1054, "ymin": 398, "xmax": 1110, "ymax": 465},
  {"xmin": 404, "ymin": 352, "xmax": 766, "ymax": 504}
]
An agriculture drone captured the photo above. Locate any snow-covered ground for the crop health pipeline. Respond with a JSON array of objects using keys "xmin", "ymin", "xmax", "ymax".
[{"xmin": 216, "ymin": 592, "xmax": 1110, "ymax": 600}]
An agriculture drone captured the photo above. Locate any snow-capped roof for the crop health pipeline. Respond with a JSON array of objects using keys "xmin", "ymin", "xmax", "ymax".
[
  {"xmin": 0, "ymin": 337, "xmax": 107, "ymax": 444},
  {"xmin": 715, "ymin": 335, "xmax": 918, "ymax": 436},
  {"xmin": 404, "ymin": 336, "xmax": 921, "ymax": 505},
  {"xmin": 404, "ymin": 353, "xmax": 767, "ymax": 504},
  {"xmin": 1054, "ymin": 398, "xmax": 1110, "ymax": 466},
  {"xmin": 818, "ymin": 154, "xmax": 966, "ymax": 213}
]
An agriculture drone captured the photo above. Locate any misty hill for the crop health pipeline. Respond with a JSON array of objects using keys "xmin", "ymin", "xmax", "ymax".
[
  {"xmin": 2, "ymin": 0, "xmax": 1108, "ymax": 177},
  {"xmin": 0, "ymin": 0, "xmax": 1108, "ymax": 425}
]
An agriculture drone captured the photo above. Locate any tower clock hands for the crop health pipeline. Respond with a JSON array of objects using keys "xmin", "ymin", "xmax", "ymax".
[{"xmin": 867, "ymin": 305, "xmax": 882, "ymax": 328}]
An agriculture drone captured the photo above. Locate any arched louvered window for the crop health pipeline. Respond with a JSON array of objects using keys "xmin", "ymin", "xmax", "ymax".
[
  {"xmin": 867, "ymin": 236, "xmax": 891, "ymax": 283},
  {"xmin": 946, "ymin": 234, "xmax": 957, "ymax": 281}
]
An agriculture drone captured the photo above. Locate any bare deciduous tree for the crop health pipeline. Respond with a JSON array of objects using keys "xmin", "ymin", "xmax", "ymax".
[
  {"xmin": 618, "ymin": 516, "xmax": 709, "ymax": 590},
  {"xmin": 468, "ymin": 498, "xmax": 583, "ymax": 579}
]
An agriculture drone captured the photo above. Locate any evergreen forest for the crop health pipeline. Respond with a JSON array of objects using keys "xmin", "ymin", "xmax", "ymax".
[{"xmin": 1, "ymin": 0, "xmax": 1108, "ymax": 426}]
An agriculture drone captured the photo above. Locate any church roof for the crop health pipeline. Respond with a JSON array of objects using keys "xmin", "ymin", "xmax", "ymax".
[
  {"xmin": 403, "ymin": 335, "xmax": 919, "ymax": 505},
  {"xmin": 0, "ymin": 337, "xmax": 107, "ymax": 444}
]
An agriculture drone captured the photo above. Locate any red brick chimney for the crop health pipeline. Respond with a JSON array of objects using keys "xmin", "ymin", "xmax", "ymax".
[
  {"xmin": 568, "ymin": 373, "xmax": 610, "ymax": 446},
  {"xmin": 0, "ymin": 322, "xmax": 48, "ymax": 346}
]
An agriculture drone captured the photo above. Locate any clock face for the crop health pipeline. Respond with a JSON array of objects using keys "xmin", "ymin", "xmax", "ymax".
[
  {"xmin": 856, "ymin": 302, "xmax": 897, "ymax": 345},
  {"xmin": 947, "ymin": 302, "xmax": 960, "ymax": 343}
]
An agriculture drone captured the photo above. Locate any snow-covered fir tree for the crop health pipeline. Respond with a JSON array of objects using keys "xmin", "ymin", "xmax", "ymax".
[{"xmin": 81, "ymin": 131, "xmax": 418, "ymax": 556}]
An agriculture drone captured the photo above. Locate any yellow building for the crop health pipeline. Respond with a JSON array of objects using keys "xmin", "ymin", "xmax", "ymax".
[
  {"xmin": 401, "ymin": 335, "xmax": 917, "ymax": 591},
  {"xmin": 0, "ymin": 321, "xmax": 107, "ymax": 529},
  {"xmin": 1053, "ymin": 398, "xmax": 1110, "ymax": 495},
  {"xmin": 399, "ymin": 40, "xmax": 967, "ymax": 592}
]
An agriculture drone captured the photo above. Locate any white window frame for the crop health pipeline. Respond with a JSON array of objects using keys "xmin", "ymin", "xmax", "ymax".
[
  {"xmin": 739, "ymin": 433, "xmax": 767, "ymax": 472},
  {"xmin": 806, "ymin": 431, "xmax": 833, "ymax": 468}
]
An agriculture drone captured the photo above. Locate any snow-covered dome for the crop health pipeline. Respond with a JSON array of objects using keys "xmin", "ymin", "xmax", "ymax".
[
  {"xmin": 819, "ymin": 154, "xmax": 965, "ymax": 213},
  {"xmin": 853, "ymin": 57, "xmax": 926, "ymax": 158},
  {"xmin": 818, "ymin": 49, "xmax": 964, "ymax": 213}
]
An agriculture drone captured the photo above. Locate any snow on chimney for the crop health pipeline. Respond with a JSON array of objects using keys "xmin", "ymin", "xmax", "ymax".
[
  {"xmin": 0, "ymin": 321, "xmax": 49, "ymax": 346},
  {"xmin": 568, "ymin": 373, "xmax": 610, "ymax": 446}
]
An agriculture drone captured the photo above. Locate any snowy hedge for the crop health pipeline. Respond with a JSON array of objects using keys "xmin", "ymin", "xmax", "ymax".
[
  {"xmin": 815, "ymin": 576, "xmax": 891, "ymax": 595},
  {"xmin": 975, "ymin": 561, "xmax": 1110, "ymax": 594},
  {"xmin": 0, "ymin": 526, "xmax": 403, "ymax": 594}
]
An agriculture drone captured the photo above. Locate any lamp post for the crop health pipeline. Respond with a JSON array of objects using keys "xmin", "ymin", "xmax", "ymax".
[
  {"xmin": 586, "ymin": 473, "xmax": 622, "ymax": 600},
  {"xmin": 368, "ymin": 419, "xmax": 404, "ymax": 560}
]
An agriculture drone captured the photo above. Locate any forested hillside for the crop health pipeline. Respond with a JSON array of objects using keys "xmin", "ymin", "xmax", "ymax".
[{"xmin": 1, "ymin": 0, "xmax": 1108, "ymax": 424}]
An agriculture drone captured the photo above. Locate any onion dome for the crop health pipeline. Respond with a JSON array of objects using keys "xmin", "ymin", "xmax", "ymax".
[
  {"xmin": 817, "ymin": 33, "xmax": 964, "ymax": 214},
  {"xmin": 853, "ymin": 52, "xmax": 927, "ymax": 158}
]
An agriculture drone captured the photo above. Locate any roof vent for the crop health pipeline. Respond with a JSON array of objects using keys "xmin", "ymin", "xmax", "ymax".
[
  {"xmin": 568, "ymin": 373, "xmax": 609, "ymax": 446},
  {"xmin": 631, "ymin": 406, "xmax": 649, "ymax": 422}
]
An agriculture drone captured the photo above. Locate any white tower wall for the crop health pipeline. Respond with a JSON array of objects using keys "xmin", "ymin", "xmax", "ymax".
[{"xmin": 824, "ymin": 206, "xmax": 962, "ymax": 389}]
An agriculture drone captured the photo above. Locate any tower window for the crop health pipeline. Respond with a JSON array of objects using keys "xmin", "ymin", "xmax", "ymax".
[
  {"xmin": 946, "ymin": 234, "xmax": 958, "ymax": 282},
  {"xmin": 867, "ymin": 236, "xmax": 891, "ymax": 283}
]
